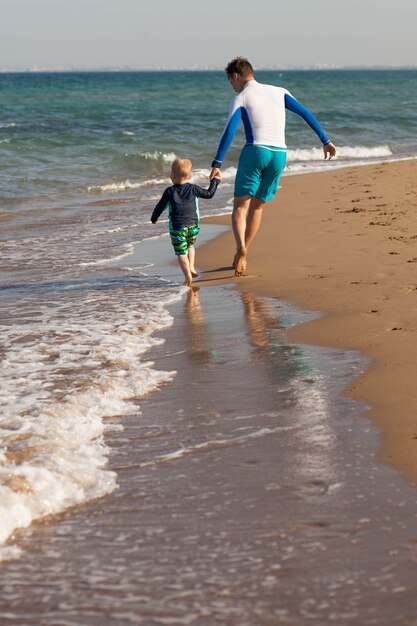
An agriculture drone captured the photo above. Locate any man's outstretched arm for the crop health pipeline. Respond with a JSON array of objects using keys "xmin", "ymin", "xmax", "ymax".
[{"xmin": 285, "ymin": 94, "xmax": 336, "ymax": 159}]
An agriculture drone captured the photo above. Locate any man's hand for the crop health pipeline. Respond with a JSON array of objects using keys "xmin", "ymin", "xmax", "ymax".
[
  {"xmin": 323, "ymin": 142, "xmax": 336, "ymax": 160},
  {"xmin": 210, "ymin": 167, "xmax": 221, "ymax": 180}
]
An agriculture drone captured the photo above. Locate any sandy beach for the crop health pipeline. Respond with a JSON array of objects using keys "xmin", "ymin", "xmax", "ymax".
[{"xmin": 196, "ymin": 159, "xmax": 417, "ymax": 486}]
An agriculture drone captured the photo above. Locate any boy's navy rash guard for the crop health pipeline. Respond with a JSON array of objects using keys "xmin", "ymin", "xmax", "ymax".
[
  {"xmin": 151, "ymin": 178, "xmax": 219, "ymax": 231},
  {"xmin": 211, "ymin": 80, "xmax": 331, "ymax": 168}
]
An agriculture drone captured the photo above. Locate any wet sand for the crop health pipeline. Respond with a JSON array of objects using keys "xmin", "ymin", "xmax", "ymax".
[
  {"xmin": 195, "ymin": 159, "xmax": 417, "ymax": 486},
  {"xmin": 2, "ymin": 285, "xmax": 417, "ymax": 625}
]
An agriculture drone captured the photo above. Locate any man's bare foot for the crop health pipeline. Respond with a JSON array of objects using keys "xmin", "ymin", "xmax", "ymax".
[
  {"xmin": 190, "ymin": 270, "xmax": 199, "ymax": 278},
  {"xmin": 183, "ymin": 277, "xmax": 192, "ymax": 286},
  {"xmin": 234, "ymin": 247, "xmax": 247, "ymax": 277}
]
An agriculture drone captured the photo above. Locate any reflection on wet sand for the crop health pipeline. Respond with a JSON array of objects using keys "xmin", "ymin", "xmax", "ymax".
[
  {"xmin": 184, "ymin": 287, "xmax": 214, "ymax": 365},
  {"xmin": 184, "ymin": 288, "xmax": 340, "ymax": 485},
  {"xmin": 241, "ymin": 291, "xmax": 338, "ymax": 480},
  {"xmin": 241, "ymin": 291, "xmax": 309, "ymax": 384}
]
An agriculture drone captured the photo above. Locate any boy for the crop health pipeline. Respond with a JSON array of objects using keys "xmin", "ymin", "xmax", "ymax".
[{"xmin": 151, "ymin": 157, "xmax": 221, "ymax": 286}]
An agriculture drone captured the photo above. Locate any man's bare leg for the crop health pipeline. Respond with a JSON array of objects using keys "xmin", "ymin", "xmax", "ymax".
[
  {"xmin": 177, "ymin": 254, "xmax": 193, "ymax": 286},
  {"xmin": 232, "ymin": 195, "xmax": 266, "ymax": 275},
  {"xmin": 187, "ymin": 246, "xmax": 198, "ymax": 277},
  {"xmin": 232, "ymin": 195, "xmax": 251, "ymax": 276},
  {"xmin": 245, "ymin": 197, "xmax": 265, "ymax": 250}
]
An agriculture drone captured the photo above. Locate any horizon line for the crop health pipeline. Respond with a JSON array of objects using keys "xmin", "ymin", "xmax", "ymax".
[{"xmin": 1, "ymin": 64, "xmax": 417, "ymax": 73}]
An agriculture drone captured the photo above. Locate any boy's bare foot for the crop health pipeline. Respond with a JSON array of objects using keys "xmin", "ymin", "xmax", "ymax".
[
  {"xmin": 183, "ymin": 277, "xmax": 193, "ymax": 287},
  {"xmin": 234, "ymin": 247, "xmax": 247, "ymax": 277},
  {"xmin": 191, "ymin": 270, "xmax": 199, "ymax": 278}
]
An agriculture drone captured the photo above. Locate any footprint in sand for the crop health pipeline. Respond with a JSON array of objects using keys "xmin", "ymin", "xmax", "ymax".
[{"xmin": 344, "ymin": 206, "xmax": 365, "ymax": 214}]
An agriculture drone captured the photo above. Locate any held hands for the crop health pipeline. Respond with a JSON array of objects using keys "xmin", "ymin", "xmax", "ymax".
[
  {"xmin": 323, "ymin": 142, "xmax": 336, "ymax": 160},
  {"xmin": 210, "ymin": 167, "xmax": 222, "ymax": 180}
]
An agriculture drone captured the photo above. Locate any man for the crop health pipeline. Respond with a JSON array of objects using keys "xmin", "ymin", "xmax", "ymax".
[{"xmin": 210, "ymin": 57, "xmax": 336, "ymax": 276}]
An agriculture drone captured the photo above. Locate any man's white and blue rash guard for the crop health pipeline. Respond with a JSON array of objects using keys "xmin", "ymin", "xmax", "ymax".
[{"xmin": 211, "ymin": 80, "xmax": 331, "ymax": 168}]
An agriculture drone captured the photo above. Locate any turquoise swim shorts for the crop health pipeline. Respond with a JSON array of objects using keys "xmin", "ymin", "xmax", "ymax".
[
  {"xmin": 170, "ymin": 223, "xmax": 200, "ymax": 256},
  {"xmin": 234, "ymin": 145, "xmax": 287, "ymax": 202}
]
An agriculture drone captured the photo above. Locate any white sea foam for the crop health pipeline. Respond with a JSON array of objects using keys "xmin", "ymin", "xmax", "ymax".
[
  {"xmin": 287, "ymin": 145, "xmax": 392, "ymax": 162},
  {"xmin": 0, "ymin": 285, "xmax": 182, "ymax": 558},
  {"xmin": 87, "ymin": 166, "xmax": 237, "ymax": 195},
  {"xmin": 87, "ymin": 178, "xmax": 170, "ymax": 193},
  {"xmin": 190, "ymin": 166, "xmax": 237, "ymax": 183},
  {"xmin": 137, "ymin": 150, "xmax": 177, "ymax": 163}
]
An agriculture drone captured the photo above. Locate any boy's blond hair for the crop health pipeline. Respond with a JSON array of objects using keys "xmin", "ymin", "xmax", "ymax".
[{"xmin": 171, "ymin": 157, "xmax": 192, "ymax": 182}]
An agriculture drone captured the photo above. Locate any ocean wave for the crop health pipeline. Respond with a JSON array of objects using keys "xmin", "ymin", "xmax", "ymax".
[
  {"xmin": 191, "ymin": 166, "xmax": 237, "ymax": 182},
  {"xmin": 122, "ymin": 150, "xmax": 178, "ymax": 168},
  {"xmin": 87, "ymin": 178, "xmax": 170, "ymax": 193},
  {"xmin": 0, "ymin": 283, "xmax": 181, "ymax": 559},
  {"xmin": 78, "ymin": 241, "xmax": 136, "ymax": 266},
  {"xmin": 137, "ymin": 150, "xmax": 177, "ymax": 163},
  {"xmin": 287, "ymin": 145, "xmax": 392, "ymax": 162},
  {"xmin": 87, "ymin": 166, "xmax": 237, "ymax": 195}
]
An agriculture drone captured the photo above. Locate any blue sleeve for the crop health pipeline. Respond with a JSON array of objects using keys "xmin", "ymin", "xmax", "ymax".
[
  {"xmin": 151, "ymin": 188, "xmax": 170, "ymax": 223},
  {"xmin": 212, "ymin": 107, "xmax": 242, "ymax": 168},
  {"xmin": 192, "ymin": 178, "xmax": 220, "ymax": 199},
  {"xmin": 285, "ymin": 94, "xmax": 330, "ymax": 145}
]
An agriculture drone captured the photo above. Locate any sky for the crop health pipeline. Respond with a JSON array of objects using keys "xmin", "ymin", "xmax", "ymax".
[{"xmin": 1, "ymin": 0, "xmax": 417, "ymax": 71}]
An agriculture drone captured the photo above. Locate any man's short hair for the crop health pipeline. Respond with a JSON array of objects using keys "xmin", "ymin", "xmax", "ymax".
[
  {"xmin": 171, "ymin": 157, "xmax": 192, "ymax": 181},
  {"xmin": 225, "ymin": 57, "xmax": 254, "ymax": 78}
]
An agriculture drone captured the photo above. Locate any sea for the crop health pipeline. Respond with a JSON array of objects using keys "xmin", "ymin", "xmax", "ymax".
[{"xmin": 1, "ymin": 69, "xmax": 417, "ymax": 590}]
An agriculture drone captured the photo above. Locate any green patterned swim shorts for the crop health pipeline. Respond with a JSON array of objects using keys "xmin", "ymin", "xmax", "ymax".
[{"xmin": 170, "ymin": 223, "xmax": 200, "ymax": 256}]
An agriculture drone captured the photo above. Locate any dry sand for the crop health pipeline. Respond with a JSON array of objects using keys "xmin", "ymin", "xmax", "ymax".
[{"xmin": 195, "ymin": 159, "xmax": 417, "ymax": 486}]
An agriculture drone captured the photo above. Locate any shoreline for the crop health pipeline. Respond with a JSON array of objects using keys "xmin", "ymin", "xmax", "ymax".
[
  {"xmin": 195, "ymin": 158, "xmax": 417, "ymax": 486},
  {"xmin": 4, "ymin": 285, "xmax": 417, "ymax": 623},
  {"xmin": 3, "ymin": 195, "xmax": 417, "ymax": 623}
]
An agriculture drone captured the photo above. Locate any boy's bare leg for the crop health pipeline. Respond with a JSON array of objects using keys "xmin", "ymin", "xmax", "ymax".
[
  {"xmin": 177, "ymin": 254, "xmax": 193, "ymax": 286},
  {"xmin": 232, "ymin": 195, "xmax": 251, "ymax": 276},
  {"xmin": 244, "ymin": 197, "xmax": 265, "ymax": 250},
  {"xmin": 187, "ymin": 246, "xmax": 198, "ymax": 277}
]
